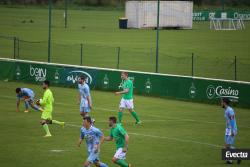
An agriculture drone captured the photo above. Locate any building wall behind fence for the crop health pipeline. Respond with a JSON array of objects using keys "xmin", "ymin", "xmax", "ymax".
[{"xmin": 0, "ymin": 58, "xmax": 250, "ymax": 107}]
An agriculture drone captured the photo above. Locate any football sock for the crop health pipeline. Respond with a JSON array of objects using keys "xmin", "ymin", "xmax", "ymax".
[
  {"xmin": 24, "ymin": 101, "xmax": 29, "ymax": 110},
  {"xmin": 118, "ymin": 112, "xmax": 123, "ymax": 123},
  {"xmin": 116, "ymin": 160, "xmax": 129, "ymax": 167},
  {"xmin": 33, "ymin": 104, "xmax": 40, "ymax": 111},
  {"xmin": 52, "ymin": 120, "xmax": 64, "ymax": 126},
  {"xmin": 100, "ymin": 162, "xmax": 108, "ymax": 167},
  {"xmin": 42, "ymin": 124, "xmax": 51, "ymax": 135},
  {"xmin": 131, "ymin": 110, "xmax": 140, "ymax": 122}
]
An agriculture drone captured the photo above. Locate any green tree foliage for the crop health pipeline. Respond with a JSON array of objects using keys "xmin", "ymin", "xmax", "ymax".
[{"xmin": 0, "ymin": 0, "xmax": 250, "ymax": 7}]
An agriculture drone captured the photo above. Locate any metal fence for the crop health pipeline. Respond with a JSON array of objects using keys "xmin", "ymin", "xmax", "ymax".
[{"xmin": 0, "ymin": 35, "xmax": 249, "ymax": 82}]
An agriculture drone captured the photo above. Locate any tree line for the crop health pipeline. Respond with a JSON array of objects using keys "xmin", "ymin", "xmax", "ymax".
[{"xmin": 1, "ymin": 0, "xmax": 250, "ymax": 7}]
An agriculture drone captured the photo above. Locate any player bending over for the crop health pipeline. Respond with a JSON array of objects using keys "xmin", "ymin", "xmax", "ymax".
[{"xmin": 15, "ymin": 87, "xmax": 42, "ymax": 113}]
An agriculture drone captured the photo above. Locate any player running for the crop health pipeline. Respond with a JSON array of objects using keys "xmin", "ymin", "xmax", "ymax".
[
  {"xmin": 221, "ymin": 98, "xmax": 241, "ymax": 164},
  {"xmin": 15, "ymin": 87, "xmax": 42, "ymax": 113},
  {"xmin": 77, "ymin": 76, "xmax": 92, "ymax": 118},
  {"xmin": 36, "ymin": 80, "xmax": 65, "ymax": 137},
  {"xmin": 77, "ymin": 116, "xmax": 108, "ymax": 167},
  {"xmin": 104, "ymin": 116, "xmax": 131, "ymax": 167},
  {"xmin": 115, "ymin": 72, "xmax": 141, "ymax": 124}
]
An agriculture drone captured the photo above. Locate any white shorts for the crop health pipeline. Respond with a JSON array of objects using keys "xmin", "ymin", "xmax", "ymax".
[
  {"xmin": 119, "ymin": 98, "xmax": 134, "ymax": 109},
  {"xmin": 114, "ymin": 148, "xmax": 126, "ymax": 160}
]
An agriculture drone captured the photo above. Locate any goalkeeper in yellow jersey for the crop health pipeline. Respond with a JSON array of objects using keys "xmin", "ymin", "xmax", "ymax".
[{"xmin": 36, "ymin": 80, "xmax": 65, "ymax": 137}]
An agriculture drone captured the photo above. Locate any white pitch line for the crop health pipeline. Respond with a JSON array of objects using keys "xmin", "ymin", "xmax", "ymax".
[
  {"xmin": 65, "ymin": 123, "xmax": 81, "ymax": 128},
  {"xmin": 0, "ymin": 96, "xmax": 234, "ymax": 149},
  {"xmin": 67, "ymin": 120, "xmax": 167, "ymax": 124},
  {"xmin": 94, "ymin": 107, "xmax": 116, "ymax": 112},
  {"xmin": 50, "ymin": 149, "xmax": 66, "ymax": 153},
  {"xmin": 1, "ymin": 95, "xmax": 250, "ymax": 129},
  {"xmin": 66, "ymin": 123, "xmax": 223, "ymax": 148},
  {"xmin": 61, "ymin": 104, "xmax": 250, "ymax": 129},
  {"xmin": 50, "ymin": 103, "xmax": 250, "ymax": 129},
  {"xmin": 0, "ymin": 95, "xmax": 16, "ymax": 100},
  {"xmin": 148, "ymin": 114, "xmax": 224, "ymax": 125},
  {"xmin": 0, "ymin": 93, "xmax": 230, "ymax": 148},
  {"xmin": 128, "ymin": 132, "xmax": 223, "ymax": 148}
]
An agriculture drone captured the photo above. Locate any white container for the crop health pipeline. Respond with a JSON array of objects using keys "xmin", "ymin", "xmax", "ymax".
[{"xmin": 125, "ymin": 1, "xmax": 193, "ymax": 29}]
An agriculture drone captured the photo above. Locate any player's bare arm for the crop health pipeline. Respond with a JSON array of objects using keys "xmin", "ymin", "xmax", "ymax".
[
  {"xmin": 86, "ymin": 95, "xmax": 92, "ymax": 109},
  {"xmin": 115, "ymin": 88, "xmax": 129, "ymax": 95},
  {"xmin": 77, "ymin": 92, "xmax": 81, "ymax": 105},
  {"xmin": 94, "ymin": 136, "xmax": 104, "ymax": 153},
  {"xmin": 104, "ymin": 136, "xmax": 113, "ymax": 141},
  {"xmin": 100, "ymin": 135, "xmax": 105, "ymax": 145},
  {"xmin": 16, "ymin": 99, "xmax": 20, "ymax": 112},
  {"xmin": 123, "ymin": 134, "xmax": 129, "ymax": 152},
  {"xmin": 77, "ymin": 138, "xmax": 83, "ymax": 147}
]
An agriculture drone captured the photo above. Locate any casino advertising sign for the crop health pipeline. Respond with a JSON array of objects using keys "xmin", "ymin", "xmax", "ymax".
[{"xmin": 206, "ymin": 85, "xmax": 239, "ymax": 102}]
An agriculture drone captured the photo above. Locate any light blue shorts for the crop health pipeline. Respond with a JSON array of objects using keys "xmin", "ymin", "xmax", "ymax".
[
  {"xmin": 225, "ymin": 135, "xmax": 235, "ymax": 145},
  {"xmin": 28, "ymin": 95, "xmax": 35, "ymax": 103},
  {"xmin": 24, "ymin": 94, "xmax": 35, "ymax": 105},
  {"xmin": 80, "ymin": 106, "xmax": 90, "ymax": 113},
  {"xmin": 80, "ymin": 99, "xmax": 90, "ymax": 113},
  {"xmin": 87, "ymin": 151, "xmax": 99, "ymax": 163}
]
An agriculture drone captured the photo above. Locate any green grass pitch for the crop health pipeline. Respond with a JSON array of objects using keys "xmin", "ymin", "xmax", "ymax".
[
  {"xmin": 0, "ymin": 7, "xmax": 250, "ymax": 81},
  {"xmin": 0, "ymin": 80, "xmax": 250, "ymax": 167}
]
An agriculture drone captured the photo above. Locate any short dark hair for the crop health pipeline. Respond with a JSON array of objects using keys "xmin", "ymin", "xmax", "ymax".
[
  {"xmin": 109, "ymin": 116, "xmax": 117, "ymax": 123},
  {"xmin": 43, "ymin": 80, "xmax": 50, "ymax": 86},
  {"xmin": 83, "ymin": 116, "xmax": 92, "ymax": 123},
  {"xmin": 222, "ymin": 98, "xmax": 230, "ymax": 105},
  {"xmin": 80, "ymin": 75, "xmax": 86, "ymax": 81},
  {"xmin": 15, "ymin": 88, "xmax": 21, "ymax": 93}
]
